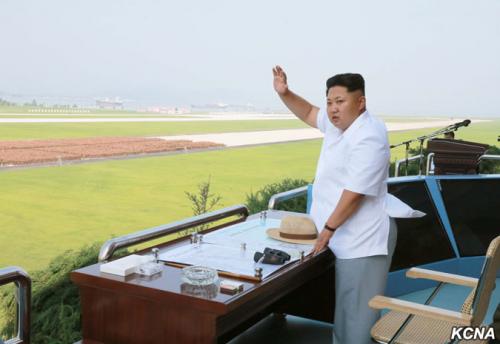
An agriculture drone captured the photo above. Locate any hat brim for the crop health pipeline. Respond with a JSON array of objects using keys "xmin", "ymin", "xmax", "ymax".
[{"xmin": 266, "ymin": 228, "xmax": 317, "ymax": 245}]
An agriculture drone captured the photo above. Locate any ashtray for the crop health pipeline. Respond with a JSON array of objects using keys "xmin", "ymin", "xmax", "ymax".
[
  {"xmin": 181, "ymin": 283, "xmax": 219, "ymax": 299},
  {"xmin": 136, "ymin": 262, "xmax": 163, "ymax": 276},
  {"xmin": 182, "ymin": 266, "xmax": 218, "ymax": 286}
]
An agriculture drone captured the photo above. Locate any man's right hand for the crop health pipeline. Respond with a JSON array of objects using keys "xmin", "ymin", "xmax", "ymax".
[
  {"xmin": 272, "ymin": 65, "xmax": 289, "ymax": 95},
  {"xmin": 271, "ymin": 65, "xmax": 319, "ymax": 128}
]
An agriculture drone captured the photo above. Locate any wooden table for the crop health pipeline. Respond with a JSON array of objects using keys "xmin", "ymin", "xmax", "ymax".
[{"xmin": 71, "ymin": 211, "xmax": 335, "ymax": 344}]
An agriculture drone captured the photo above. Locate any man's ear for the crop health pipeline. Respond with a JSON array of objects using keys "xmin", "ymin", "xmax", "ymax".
[{"xmin": 358, "ymin": 95, "xmax": 366, "ymax": 111}]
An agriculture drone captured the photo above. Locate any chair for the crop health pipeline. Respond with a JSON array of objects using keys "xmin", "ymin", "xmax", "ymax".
[{"xmin": 369, "ymin": 235, "xmax": 500, "ymax": 344}]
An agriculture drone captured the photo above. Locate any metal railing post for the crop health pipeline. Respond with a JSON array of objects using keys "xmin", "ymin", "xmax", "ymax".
[
  {"xmin": 0, "ymin": 266, "xmax": 31, "ymax": 344},
  {"xmin": 395, "ymin": 154, "xmax": 424, "ymax": 177},
  {"xmin": 426, "ymin": 152, "xmax": 435, "ymax": 175},
  {"xmin": 267, "ymin": 186, "xmax": 308, "ymax": 210},
  {"xmin": 479, "ymin": 154, "xmax": 500, "ymax": 163}
]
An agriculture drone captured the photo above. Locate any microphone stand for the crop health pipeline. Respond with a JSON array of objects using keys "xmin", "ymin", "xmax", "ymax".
[
  {"xmin": 390, "ymin": 139, "xmax": 413, "ymax": 176},
  {"xmin": 390, "ymin": 120, "xmax": 469, "ymax": 175},
  {"xmin": 415, "ymin": 126, "xmax": 456, "ymax": 175}
]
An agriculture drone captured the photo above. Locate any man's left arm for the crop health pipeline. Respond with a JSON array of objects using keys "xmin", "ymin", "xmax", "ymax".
[
  {"xmin": 312, "ymin": 130, "xmax": 389, "ymax": 255},
  {"xmin": 312, "ymin": 190, "xmax": 364, "ymax": 254}
]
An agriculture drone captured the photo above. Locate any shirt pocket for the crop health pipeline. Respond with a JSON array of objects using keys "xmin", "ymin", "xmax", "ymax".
[{"xmin": 320, "ymin": 144, "xmax": 347, "ymax": 186}]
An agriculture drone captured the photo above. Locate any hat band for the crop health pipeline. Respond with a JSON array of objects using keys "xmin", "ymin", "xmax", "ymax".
[{"xmin": 279, "ymin": 232, "xmax": 317, "ymax": 240}]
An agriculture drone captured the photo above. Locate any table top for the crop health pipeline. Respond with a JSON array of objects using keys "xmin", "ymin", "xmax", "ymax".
[{"xmin": 71, "ymin": 210, "xmax": 331, "ymax": 315}]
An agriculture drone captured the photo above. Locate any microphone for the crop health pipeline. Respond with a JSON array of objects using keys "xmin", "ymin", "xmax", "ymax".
[{"xmin": 453, "ymin": 119, "xmax": 471, "ymax": 128}]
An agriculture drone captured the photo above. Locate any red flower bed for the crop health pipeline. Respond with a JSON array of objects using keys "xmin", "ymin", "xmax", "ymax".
[{"xmin": 0, "ymin": 137, "xmax": 224, "ymax": 166}]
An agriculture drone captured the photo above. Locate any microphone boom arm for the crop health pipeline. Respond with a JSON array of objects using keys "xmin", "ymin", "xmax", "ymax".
[{"xmin": 390, "ymin": 118, "xmax": 471, "ymax": 175}]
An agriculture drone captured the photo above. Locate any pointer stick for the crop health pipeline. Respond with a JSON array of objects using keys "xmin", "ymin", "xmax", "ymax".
[{"xmin": 164, "ymin": 261, "xmax": 262, "ymax": 282}]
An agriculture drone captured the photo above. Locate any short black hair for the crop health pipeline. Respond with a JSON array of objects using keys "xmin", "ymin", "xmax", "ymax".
[{"xmin": 326, "ymin": 73, "xmax": 365, "ymax": 96}]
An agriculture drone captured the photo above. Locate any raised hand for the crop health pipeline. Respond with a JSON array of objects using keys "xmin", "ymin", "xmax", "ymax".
[{"xmin": 272, "ymin": 65, "xmax": 289, "ymax": 95}]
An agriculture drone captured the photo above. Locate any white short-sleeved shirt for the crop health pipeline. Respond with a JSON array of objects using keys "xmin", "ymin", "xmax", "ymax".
[{"xmin": 310, "ymin": 108, "xmax": 390, "ymax": 259}]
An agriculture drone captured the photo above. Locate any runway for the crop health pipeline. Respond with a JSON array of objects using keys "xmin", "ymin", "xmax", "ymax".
[{"xmin": 152, "ymin": 119, "xmax": 483, "ymax": 147}]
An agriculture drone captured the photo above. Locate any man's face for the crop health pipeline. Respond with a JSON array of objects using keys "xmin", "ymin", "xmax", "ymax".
[{"xmin": 326, "ymin": 86, "xmax": 366, "ymax": 131}]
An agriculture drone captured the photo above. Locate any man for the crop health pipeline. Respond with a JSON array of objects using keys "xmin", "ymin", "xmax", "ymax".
[{"xmin": 272, "ymin": 66, "xmax": 397, "ymax": 344}]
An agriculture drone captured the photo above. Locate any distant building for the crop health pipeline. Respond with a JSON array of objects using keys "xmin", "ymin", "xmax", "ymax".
[{"xmin": 96, "ymin": 98, "xmax": 123, "ymax": 110}]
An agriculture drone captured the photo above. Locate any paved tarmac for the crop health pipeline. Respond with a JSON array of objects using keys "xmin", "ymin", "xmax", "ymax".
[
  {"xmin": 153, "ymin": 119, "xmax": 482, "ymax": 147},
  {"xmin": 0, "ymin": 114, "xmax": 486, "ymax": 148}
]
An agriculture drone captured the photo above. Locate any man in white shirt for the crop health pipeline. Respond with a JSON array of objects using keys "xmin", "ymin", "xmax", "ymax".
[{"xmin": 272, "ymin": 66, "xmax": 397, "ymax": 344}]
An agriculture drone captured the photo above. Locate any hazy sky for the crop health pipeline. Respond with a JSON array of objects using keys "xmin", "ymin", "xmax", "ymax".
[{"xmin": 1, "ymin": 0, "xmax": 499, "ymax": 116}]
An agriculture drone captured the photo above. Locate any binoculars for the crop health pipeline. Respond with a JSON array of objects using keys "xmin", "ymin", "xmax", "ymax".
[{"xmin": 253, "ymin": 247, "xmax": 291, "ymax": 265}]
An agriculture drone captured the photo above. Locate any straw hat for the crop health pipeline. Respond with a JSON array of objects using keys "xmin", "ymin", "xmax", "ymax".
[{"xmin": 266, "ymin": 215, "xmax": 317, "ymax": 245}]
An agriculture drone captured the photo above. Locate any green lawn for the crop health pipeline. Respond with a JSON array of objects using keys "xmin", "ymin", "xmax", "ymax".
[
  {"xmin": 0, "ymin": 119, "xmax": 498, "ymax": 273},
  {"xmin": 0, "ymin": 120, "xmax": 308, "ymax": 140},
  {"xmin": 1, "ymin": 116, "xmax": 494, "ymax": 142},
  {"xmin": 0, "ymin": 140, "xmax": 320, "ymax": 272},
  {"xmin": 0, "ymin": 114, "xmax": 447, "ymax": 121},
  {"xmin": 381, "ymin": 115, "xmax": 455, "ymax": 122},
  {"xmin": 0, "ymin": 114, "xmax": 189, "ymax": 118}
]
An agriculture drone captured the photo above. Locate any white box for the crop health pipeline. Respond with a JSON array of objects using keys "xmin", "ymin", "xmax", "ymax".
[{"xmin": 100, "ymin": 254, "xmax": 152, "ymax": 276}]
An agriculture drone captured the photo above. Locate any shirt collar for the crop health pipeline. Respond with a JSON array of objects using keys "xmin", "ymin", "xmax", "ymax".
[{"xmin": 340, "ymin": 110, "xmax": 369, "ymax": 141}]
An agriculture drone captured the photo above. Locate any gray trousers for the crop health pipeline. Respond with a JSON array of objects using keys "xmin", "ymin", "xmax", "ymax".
[{"xmin": 333, "ymin": 217, "xmax": 398, "ymax": 344}]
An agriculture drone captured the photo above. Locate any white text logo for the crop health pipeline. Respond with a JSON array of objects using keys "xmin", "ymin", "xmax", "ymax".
[{"xmin": 450, "ymin": 326, "xmax": 495, "ymax": 340}]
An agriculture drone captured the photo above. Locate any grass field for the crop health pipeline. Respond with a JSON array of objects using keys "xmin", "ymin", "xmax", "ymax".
[
  {"xmin": 0, "ymin": 113, "xmax": 448, "ymax": 121},
  {"xmin": 0, "ymin": 116, "xmax": 492, "ymax": 142},
  {"xmin": 0, "ymin": 120, "xmax": 308, "ymax": 140},
  {"xmin": 0, "ymin": 140, "xmax": 320, "ymax": 271},
  {"xmin": 0, "ymin": 114, "xmax": 189, "ymax": 118},
  {"xmin": 0, "ymin": 119, "xmax": 498, "ymax": 273}
]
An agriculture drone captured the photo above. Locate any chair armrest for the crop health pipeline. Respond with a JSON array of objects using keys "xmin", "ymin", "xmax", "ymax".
[
  {"xmin": 369, "ymin": 295, "xmax": 472, "ymax": 326},
  {"xmin": 406, "ymin": 267, "xmax": 478, "ymax": 288}
]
